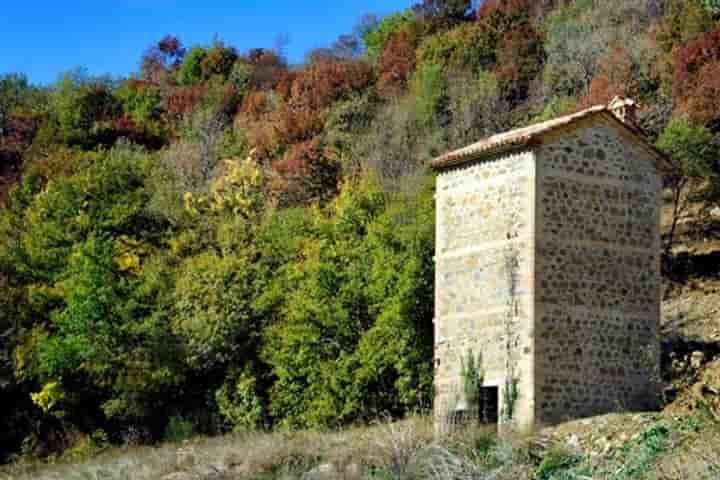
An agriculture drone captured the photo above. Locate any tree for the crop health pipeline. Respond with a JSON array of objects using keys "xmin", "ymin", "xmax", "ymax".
[
  {"xmin": 363, "ymin": 11, "xmax": 415, "ymax": 61},
  {"xmin": 46, "ymin": 70, "xmax": 120, "ymax": 148},
  {"xmin": 415, "ymin": 22, "xmax": 496, "ymax": 74},
  {"xmin": 377, "ymin": 29, "xmax": 419, "ymax": 95},
  {"xmin": 657, "ymin": 118, "xmax": 717, "ymax": 252},
  {"xmin": 542, "ymin": 0, "xmax": 657, "ymax": 98},
  {"xmin": 412, "ymin": 0, "xmax": 474, "ymax": 26},
  {"xmin": 262, "ymin": 178, "xmax": 434, "ymax": 427},
  {"xmin": 176, "ymin": 47, "xmax": 209, "ymax": 86},
  {"xmin": 141, "ymin": 35, "xmax": 186, "ymax": 83},
  {"xmin": 672, "ymin": 25, "xmax": 720, "ymax": 126}
]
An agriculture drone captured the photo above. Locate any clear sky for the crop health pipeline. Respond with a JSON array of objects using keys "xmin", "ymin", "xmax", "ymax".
[{"xmin": 0, "ymin": 1, "xmax": 412, "ymax": 86}]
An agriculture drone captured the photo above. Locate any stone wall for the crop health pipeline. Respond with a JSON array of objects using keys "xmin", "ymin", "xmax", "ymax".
[
  {"xmin": 534, "ymin": 120, "xmax": 662, "ymax": 424},
  {"xmin": 434, "ymin": 150, "xmax": 536, "ymax": 429}
]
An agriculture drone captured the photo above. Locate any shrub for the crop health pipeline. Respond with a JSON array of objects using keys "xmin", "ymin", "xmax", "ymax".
[
  {"xmin": 415, "ymin": 22, "xmax": 495, "ymax": 74},
  {"xmin": 164, "ymin": 416, "xmax": 196, "ymax": 443},
  {"xmin": 215, "ymin": 367, "xmax": 264, "ymax": 431},
  {"xmin": 176, "ymin": 47, "xmax": 208, "ymax": 86},
  {"xmin": 535, "ymin": 446, "xmax": 581, "ymax": 480}
]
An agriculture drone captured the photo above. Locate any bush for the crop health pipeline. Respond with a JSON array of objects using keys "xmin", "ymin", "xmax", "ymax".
[
  {"xmin": 164, "ymin": 416, "xmax": 196, "ymax": 443},
  {"xmin": 535, "ymin": 446, "xmax": 581, "ymax": 480},
  {"xmin": 415, "ymin": 22, "xmax": 495, "ymax": 74},
  {"xmin": 215, "ymin": 367, "xmax": 264, "ymax": 431}
]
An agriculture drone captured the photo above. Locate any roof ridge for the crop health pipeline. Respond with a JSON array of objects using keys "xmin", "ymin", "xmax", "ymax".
[{"xmin": 430, "ymin": 102, "xmax": 671, "ymax": 171}]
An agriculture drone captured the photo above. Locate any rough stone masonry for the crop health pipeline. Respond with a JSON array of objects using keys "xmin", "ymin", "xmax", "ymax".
[{"xmin": 431, "ymin": 98, "xmax": 670, "ymax": 431}]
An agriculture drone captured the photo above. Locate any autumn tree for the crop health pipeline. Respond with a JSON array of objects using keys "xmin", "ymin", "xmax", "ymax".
[
  {"xmin": 672, "ymin": 25, "xmax": 720, "ymax": 126},
  {"xmin": 141, "ymin": 35, "xmax": 186, "ymax": 83},
  {"xmin": 377, "ymin": 29, "xmax": 419, "ymax": 95}
]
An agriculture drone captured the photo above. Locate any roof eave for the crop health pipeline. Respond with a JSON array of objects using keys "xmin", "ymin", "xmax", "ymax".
[{"xmin": 429, "ymin": 139, "xmax": 539, "ymax": 171}]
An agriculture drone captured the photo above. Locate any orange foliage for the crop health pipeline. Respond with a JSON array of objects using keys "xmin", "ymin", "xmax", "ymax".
[
  {"xmin": 672, "ymin": 26, "xmax": 720, "ymax": 123},
  {"xmin": 239, "ymin": 90, "xmax": 272, "ymax": 118},
  {"xmin": 240, "ymin": 58, "xmax": 373, "ymax": 158},
  {"xmin": 272, "ymin": 138, "xmax": 339, "ymax": 205},
  {"xmin": 165, "ymin": 84, "xmax": 208, "ymax": 121},
  {"xmin": 285, "ymin": 59, "xmax": 373, "ymax": 110},
  {"xmin": 378, "ymin": 30, "xmax": 418, "ymax": 95},
  {"xmin": 677, "ymin": 62, "xmax": 720, "ymax": 124}
]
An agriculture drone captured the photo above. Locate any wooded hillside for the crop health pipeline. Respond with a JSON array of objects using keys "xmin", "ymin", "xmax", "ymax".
[{"xmin": 2, "ymin": 0, "xmax": 720, "ymax": 462}]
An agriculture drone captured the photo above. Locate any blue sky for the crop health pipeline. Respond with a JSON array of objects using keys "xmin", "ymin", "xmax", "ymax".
[{"xmin": 0, "ymin": 1, "xmax": 412, "ymax": 85}]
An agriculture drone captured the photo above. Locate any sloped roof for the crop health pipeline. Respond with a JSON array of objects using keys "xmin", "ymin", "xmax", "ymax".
[{"xmin": 430, "ymin": 102, "xmax": 673, "ymax": 172}]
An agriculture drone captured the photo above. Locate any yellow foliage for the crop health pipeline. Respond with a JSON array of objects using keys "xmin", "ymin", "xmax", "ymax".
[
  {"xmin": 31, "ymin": 381, "xmax": 66, "ymax": 415},
  {"xmin": 183, "ymin": 152, "xmax": 266, "ymax": 219},
  {"xmin": 113, "ymin": 235, "xmax": 151, "ymax": 273},
  {"xmin": 14, "ymin": 326, "xmax": 49, "ymax": 382}
]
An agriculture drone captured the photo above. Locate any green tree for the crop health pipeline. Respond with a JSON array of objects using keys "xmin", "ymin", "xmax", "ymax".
[
  {"xmin": 262, "ymin": 178, "xmax": 434, "ymax": 427},
  {"xmin": 177, "ymin": 47, "xmax": 209, "ymax": 86},
  {"xmin": 657, "ymin": 118, "xmax": 717, "ymax": 252}
]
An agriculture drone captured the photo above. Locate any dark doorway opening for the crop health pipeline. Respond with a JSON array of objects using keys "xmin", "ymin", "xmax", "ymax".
[{"xmin": 479, "ymin": 386, "xmax": 499, "ymax": 424}]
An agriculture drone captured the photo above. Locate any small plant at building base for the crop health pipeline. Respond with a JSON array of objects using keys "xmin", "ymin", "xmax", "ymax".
[
  {"xmin": 502, "ymin": 376, "xmax": 519, "ymax": 422},
  {"xmin": 502, "ymin": 218, "xmax": 521, "ymax": 424},
  {"xmin": 460, "ymin": 349, "xmax": 484, "ymax": 418}
]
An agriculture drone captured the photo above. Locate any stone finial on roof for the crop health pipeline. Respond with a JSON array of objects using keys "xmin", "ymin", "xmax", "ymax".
[{"xmin": 608, "ymin": 96, "xmax": 638, "ymax": 126}]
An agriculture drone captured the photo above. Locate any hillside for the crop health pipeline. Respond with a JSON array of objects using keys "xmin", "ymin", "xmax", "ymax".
[
  {"xmin": 3, "ymin": 0, "xmax": 720, "ymax": 472},
  {"xmin": 4, "ymin": 197, "xmax": 720, "ymax": 479}
]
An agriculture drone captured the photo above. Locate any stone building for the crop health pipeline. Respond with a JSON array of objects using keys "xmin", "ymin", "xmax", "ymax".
[{"xmin": 430, "ymin": 98, "xmax": 671, "ymax": 431}]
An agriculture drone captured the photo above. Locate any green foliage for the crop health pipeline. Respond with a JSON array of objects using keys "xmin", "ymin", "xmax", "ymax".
[
  {"xmin": 700, "ymin": 0, "xmax": 720, "ymax": 17},
  {"xmin": 262, "ymin": 178, "xmax": 434, "ymax": 428},
  {"xmin": 323, "ymin": 93, "xmax": 379, "ymax": 168},
  {"xmin": 177, "ymin": 47, "xmax": 209, "ymax": 86},
  {"xmin": 609, "ymin": 423, "xmax": 670, "ymax": 480},
  {"xmin": 44, "ymin": 69, "xmax": 120, "ymax": 148},
  {"xmin": 656, "ymin": 0, "xmax": 714, "ymax": 51},
  {"xmin": 409, "ymin": 62, "xmax": 448, "ymax": 125},
  {"xmin": 541, "ymin": 0, "xmax": 595, "ymax": 96},
  {"xmin": 502, "ymin": 377, "xmax": 519, "ymax": 421},
  {"xmin": 115, "ymin": 80, "xmax": 162, "ymax": 124},
  {"xmin": 459, "ymin": 350, "xmax": 483, "ymax": 409},
  {"xmin": 657, "ymin": 118, "xmax": 716, "ymax": 178},
  {"xmin": 171, "ymin": 250, "xmax": 257, "ymax": 370},
  {"xmin": 535, "ymin": 446, "xmax": 582, "ymax": 480},
  {"xmin": 215, "ymin": 367, "xmax": 264, "ymax": 431},
  {"xmin": 60, "ymin": 430, "xmax": 109, "ymax": 462},
  {"xmin": 4, "ymin": 0, "xmax": 720, "ymax": 464},
  {"xmin": 415, "ymin": 22, "xmax": 495, "ymax": 74},
  {"xmin": 176, "ymin": 42, "xmax": 239, "ymax": 87},
  {"xmin": 530, "ymin": 96, "xmax": 576, "ymax": 124},
  {"xmin": 363, "ymin": 10, "xmax": 415, "ymax": 61},
  {"xmin": 228, "ymin": 62, "xmax": 251, "ymax": 93},
  {"xmin": 164, "ymin": 416, "xmax": 196, "ymax": 443}
]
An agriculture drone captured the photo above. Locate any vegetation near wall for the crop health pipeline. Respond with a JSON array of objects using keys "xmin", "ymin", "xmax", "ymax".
[{"xmin": 2, "ymin": 0, "xmax": 720, "ymax": 463}]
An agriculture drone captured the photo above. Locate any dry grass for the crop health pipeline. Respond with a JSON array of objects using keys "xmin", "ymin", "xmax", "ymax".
[
  {"xmin": 0, "ymin": 417, "xmax": 529, "ymax": 480},
  {"xmin": 3, "ymin": 413, "xmax": 718, "ymax": 480}
]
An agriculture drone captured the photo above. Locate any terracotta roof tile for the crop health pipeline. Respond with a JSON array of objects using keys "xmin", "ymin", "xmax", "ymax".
[{"xmin": 430, "ymin": 101, "xmax": 672, "ymax": 172}]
